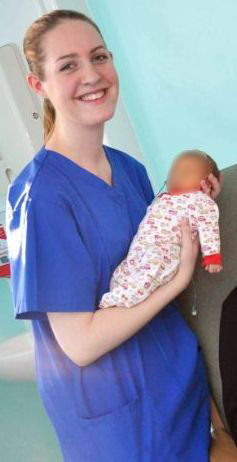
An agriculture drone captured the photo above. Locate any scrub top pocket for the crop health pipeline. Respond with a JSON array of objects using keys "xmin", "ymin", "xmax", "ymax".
[{"xmin": 75, "ymin": 390, "xmax": 180, "ymax": 462}]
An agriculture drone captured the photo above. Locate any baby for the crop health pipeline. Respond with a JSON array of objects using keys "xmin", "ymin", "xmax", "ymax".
[{"xmin": 99, "ymin": 149, "xmax": 223, "ymax": 309}]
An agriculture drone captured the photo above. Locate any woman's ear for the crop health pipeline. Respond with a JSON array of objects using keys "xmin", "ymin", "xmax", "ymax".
[{"xmin": 26, "ymin": 73, "xmax": 47, "ymax": 98}]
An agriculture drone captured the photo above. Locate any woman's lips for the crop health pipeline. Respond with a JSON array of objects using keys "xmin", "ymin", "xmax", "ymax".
[{"xmin": 77, "ymin": 88, "xmax": 108, "ymax": 105}]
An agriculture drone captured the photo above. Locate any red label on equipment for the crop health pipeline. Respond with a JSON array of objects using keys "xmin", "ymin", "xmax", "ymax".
[{"xmin": 0, "ymin": 224, "xmax": 10, "ymax": 277}]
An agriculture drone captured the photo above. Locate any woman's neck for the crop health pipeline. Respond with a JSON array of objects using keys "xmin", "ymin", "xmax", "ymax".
[{"xmin": 45, "ymin": 119, "xmax": 105, "ymax": 168}]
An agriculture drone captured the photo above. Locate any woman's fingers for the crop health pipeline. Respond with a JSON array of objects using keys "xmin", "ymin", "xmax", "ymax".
[
  {"xmin": 175, "ymin": 218, "xmax": 200, "ymax": 287},
  {"xmin": 180, "ymin": 219, "xmax": 199, "ymax": 250},
  {"xmin": 200, "ymin": 172, "xmax": 224, "ymax": 200},
  {"xmin": 180, "ymin": 218, "xmax": 198, "ymax": 260},
  {"xmin": 191, "ymin": 230, "xmax": 199, "ymax": 242},
  {"xmin": 200, "ymin": 179, "xmax": 211, "ymax": 196},
  {"xmin": 192, "ymin": 234, "xmax": 200, "ymax": 256},
  {"xmin": 180, "ymin": 218, "xmax": 191, "ymax": 245},
  {"xmin": 208, "ymin": 173, "xmax": 223, "ymax": 199}
]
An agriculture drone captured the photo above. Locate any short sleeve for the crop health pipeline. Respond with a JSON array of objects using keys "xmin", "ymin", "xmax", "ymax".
[{"xmin": 6, "ymin": 196, "xmax": 97, "ymax": 319}]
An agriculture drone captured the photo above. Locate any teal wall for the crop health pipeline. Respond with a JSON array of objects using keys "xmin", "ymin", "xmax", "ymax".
[
  {"xmin": 87, "ymin": 0, "xmax": 237, "ymax": 189},
  {"xmin": 0, "ymin": 279, "xmax": 27, "ymax": 342},
  {"xmin": 0, "ymin": 380, "xmax": 62, "ymax": 462},
  {"xmin": 0, "ymin": 277, "xmax": 62, "ymax": 462}
]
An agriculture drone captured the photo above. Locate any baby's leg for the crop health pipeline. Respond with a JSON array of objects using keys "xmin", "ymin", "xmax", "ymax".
[
  {"xmin": 99, "ymin": 243, "xmax": 181, "ymax": 309},
  {"xmin": 155, "ymin": 242, "xmax": 181, "ymax": 285},
  {"xmin": 99, "ymin": 259, "xmax": 144, "ymax": 308}
]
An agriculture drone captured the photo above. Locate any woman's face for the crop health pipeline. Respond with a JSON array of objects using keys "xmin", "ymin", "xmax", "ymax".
[{"xmin": 37, "ymin": 20, "xmax": 119, "ymax": 127}]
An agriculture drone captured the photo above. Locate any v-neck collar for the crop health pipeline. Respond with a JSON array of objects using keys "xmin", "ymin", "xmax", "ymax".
[{"xmin": 43, "ymin": 144, "xmax": 118, "ymax": 192}]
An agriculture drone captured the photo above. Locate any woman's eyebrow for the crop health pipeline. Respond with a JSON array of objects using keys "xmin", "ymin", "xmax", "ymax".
[{"xmin": 56, "ymin": 46, "xmax": 106, "ymax": 62}]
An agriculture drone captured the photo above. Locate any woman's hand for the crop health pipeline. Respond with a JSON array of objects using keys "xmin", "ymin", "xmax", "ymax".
[
  {"xmin": 200, "ymin": 172, "xmax": 224, "ymax": 200},
  {"xmin": 210, "ymin": 395, "xmax": 237, "ymax": 461},
  {"xmin": 176, "ymin": 218, "xmax": 199, "ymax": 289}
]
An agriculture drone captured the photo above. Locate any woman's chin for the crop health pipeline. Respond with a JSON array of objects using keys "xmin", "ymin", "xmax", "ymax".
[{"xmin": 82, "ymin": 108, "xmax": 116, "ymax": 126}]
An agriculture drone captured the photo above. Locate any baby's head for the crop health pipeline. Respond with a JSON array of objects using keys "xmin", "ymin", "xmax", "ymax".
[{"xmin": 166, "ymin": 149, "xmax": 220, "ymax": 194}]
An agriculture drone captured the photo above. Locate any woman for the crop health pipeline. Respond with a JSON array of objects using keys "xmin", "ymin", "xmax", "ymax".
[{"xmin": 6, "ymin": 9, "xmax": 222, "ymax": 462}]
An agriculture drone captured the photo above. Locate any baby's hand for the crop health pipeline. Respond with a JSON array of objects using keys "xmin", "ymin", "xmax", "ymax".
[{"xmin": 205, "ymin": 264, "xmax": 223, "ymax": 273}]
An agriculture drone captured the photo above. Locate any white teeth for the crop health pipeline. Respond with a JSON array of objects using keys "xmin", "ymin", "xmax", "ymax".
[{"xmin": 80, "ymin": 89, "xmax": 105, "ymax": 101}]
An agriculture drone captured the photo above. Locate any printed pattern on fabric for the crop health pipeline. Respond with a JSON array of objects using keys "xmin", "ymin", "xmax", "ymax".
[{"xmin": 99, "ymin": 191, "xmax": 221, "ymax": 308}]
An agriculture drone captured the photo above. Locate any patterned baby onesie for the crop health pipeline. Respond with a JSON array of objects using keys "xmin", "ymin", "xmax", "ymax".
[{"xmin": 99, "ymin": 190, "xmax": 222, "ymax": 308}]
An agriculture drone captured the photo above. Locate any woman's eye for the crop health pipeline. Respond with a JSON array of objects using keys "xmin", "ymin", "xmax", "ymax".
[
  {"xmin": 59, "ymin": 54, "xmax": 109, "ymax": 72},
  {"xmin": 60, "ymin": 63, "xmax": 75, "ymax": 71},
  {"xmin": 93, "ymin": 54, "xmax": 109, "ymax": 63}
]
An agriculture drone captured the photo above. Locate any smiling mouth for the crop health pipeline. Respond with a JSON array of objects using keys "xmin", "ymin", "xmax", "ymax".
[{"xmin": 78, "ymin": 88, "xmax": 108, "ymax": 102}]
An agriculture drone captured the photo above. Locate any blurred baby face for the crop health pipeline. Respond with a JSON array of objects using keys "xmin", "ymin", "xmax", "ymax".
[{"xmin": 167, "ymin": 155, "xmax": 207, "ymax": 192}]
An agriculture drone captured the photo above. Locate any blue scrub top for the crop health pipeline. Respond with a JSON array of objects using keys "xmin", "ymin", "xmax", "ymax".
[{"xmin": 6, "ymin": 145, "xmax": 211, "ymax": 462}]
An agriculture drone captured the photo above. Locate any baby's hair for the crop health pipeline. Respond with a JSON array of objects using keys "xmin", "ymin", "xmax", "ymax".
[
  {"xmin": 206, "ymin": 154, "xmax": 220, "ymax": 180},
  {"xmin": 178, "ymin": 149, "xmax": 220, "ymax": 180}
]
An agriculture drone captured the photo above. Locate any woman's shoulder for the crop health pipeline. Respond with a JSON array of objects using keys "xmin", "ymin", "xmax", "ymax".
[{"xmin": 7, "ymin": 146, "xmax": 62, "ymax": 213}]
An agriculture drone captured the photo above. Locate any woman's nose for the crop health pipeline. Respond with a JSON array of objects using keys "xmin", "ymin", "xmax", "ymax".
[{"xmin": 79, "ymin": 60, "xmax": 101, "ymax": 85}]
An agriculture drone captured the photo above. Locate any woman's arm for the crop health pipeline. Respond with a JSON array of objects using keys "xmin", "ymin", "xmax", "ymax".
[
  {"xmin": 211, "ymin": 395, "xmax": 226, "ymax": 431},
  {"xmin": 48, "ymin": 219, "xmax": 199, "ymax": 366},
  {"xmin": 210, "ymin": 394, "xmax": 237, "ymax": 461}
]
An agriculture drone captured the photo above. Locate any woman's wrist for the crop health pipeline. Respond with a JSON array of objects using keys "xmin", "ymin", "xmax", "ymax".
[{"xmin": 174, "ymin": 267, "xmax": 193, "ymax": 291}]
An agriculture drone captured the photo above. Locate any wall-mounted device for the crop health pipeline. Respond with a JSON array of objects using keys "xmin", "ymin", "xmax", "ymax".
[{"xmin": 0, "ymin": 43, "xmax": 43, "ymax": 196}]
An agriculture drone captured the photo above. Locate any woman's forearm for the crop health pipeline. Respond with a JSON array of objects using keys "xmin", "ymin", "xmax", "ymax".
[
  {"xmin": 83, "ymin": 273, "xmax": 187, "ymax": 364},
  {"xmin": 48, "ymin": 220, "xmax": 197, "ymax": 366}
]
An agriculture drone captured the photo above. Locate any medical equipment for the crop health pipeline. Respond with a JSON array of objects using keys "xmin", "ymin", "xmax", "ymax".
[{"xmin": 0, "ymin": 224, "xmax": 10, "ymax": 277}]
